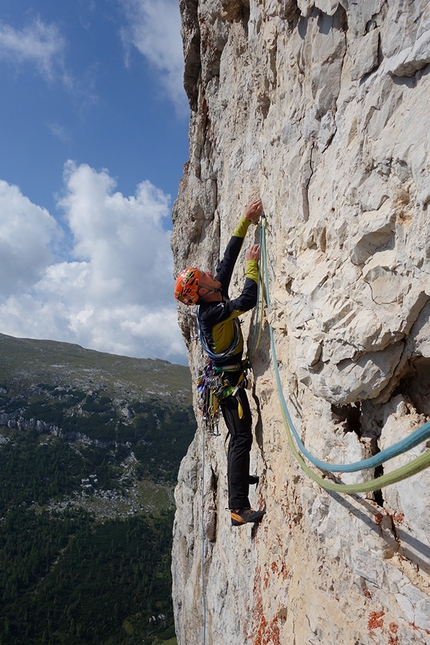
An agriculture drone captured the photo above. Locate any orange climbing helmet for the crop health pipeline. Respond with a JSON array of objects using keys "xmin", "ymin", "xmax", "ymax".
[{"xmin": 174, "ymin": 267, "xmax": 200, "ymax": 305}]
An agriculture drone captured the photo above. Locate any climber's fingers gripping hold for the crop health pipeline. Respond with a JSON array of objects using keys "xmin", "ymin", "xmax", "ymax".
[
  {"xmin": 246, "ymin": 244, "xmax": 260, "ymax": 261},
  {"xmin": 244, "ymin": 199, "xmax": 263, "ymax": 224}
]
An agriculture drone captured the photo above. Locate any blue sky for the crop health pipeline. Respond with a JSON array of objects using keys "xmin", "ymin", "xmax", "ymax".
[{"xmin": 0, "ymin": 0, "xmax": 189, "ymax": 364}]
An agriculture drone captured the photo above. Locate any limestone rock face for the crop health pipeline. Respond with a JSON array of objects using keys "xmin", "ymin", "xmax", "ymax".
[{"xmin": 171, "ymin": 1, "xmax": 430, "ymax": 643}]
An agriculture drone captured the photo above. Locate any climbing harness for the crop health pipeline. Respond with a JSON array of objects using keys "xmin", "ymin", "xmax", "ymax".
[
  {"xmin": 196, "ymin": 307, "xmax": 249, "ymax": 435},
  {"xmin": 258, "ymin": 214, "xmax": 430, "ymax": 493}
]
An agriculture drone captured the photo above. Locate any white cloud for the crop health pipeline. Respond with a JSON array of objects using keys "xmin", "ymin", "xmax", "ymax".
[
  {"xmin": 119, "ymin": 0, "xmax": 187, "ymax": 112},
  {"xmin": 59, "ymin": 161, "xmax": 174, "ymax": 304},
  {"xmin": 0, "ymin": 18, "xmax": 65, "ymax": 80},
  {"xmin": 0, "ymin": 180, "xmax": 61, "ymax": 296},
  {"xmin": 47, "ymin": 122, "xmax": 72, "ymax": 143},
  {"xmin": 0, "ymin": 165, "xmax": 187, "ymax": 364},
  {"xmin": 0, "ymin": 17, "xmax": 98, "ymax": 110}
]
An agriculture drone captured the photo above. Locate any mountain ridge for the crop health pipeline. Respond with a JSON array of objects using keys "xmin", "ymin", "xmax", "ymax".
[{"xmin": 0, "ymin": 332, "xmax": 191, "ymax": 403}]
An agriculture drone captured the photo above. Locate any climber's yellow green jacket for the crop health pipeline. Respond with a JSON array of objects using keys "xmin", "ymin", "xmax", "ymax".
[{"xmin": 198, "ymin": 216, "xmax": 258, "ymax": 367}]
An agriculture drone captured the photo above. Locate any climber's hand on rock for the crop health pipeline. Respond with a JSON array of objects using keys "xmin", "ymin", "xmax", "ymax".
[
  {"xmin": 244, "ymin": 199, "xmax": 263, "ymax": 224},
  {"xmin": 246, "ymin": 244, "xmax": 260, "ymax": 261}
]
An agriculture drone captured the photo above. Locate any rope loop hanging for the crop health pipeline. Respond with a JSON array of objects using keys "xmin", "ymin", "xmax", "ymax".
[{"xmin": 258, "ymin": 214, "xmax": 430, "ymax": 493}]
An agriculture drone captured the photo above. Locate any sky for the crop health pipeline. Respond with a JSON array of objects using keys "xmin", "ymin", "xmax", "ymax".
[{"xmin": 0, "ymin": 0, "xmax": 190, "ymax": 365}]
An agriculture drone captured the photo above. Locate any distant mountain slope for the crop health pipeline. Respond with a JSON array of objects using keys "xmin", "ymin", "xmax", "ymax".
[
  {"xmin": 0, "ymin": 332, "xmax": 191, "ymax": 403},
  {"xmin": 0, "ymin": 333, "xmax": 195, "ymax": 645}
]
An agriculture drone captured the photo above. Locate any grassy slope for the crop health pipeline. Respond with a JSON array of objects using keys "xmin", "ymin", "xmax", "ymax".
[{"xmin": 0, "ymin": 333, "xmax": 191, "ymax": 403}]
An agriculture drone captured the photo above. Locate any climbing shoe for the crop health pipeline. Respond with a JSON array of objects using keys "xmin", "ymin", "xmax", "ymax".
[
  {"xmin": 248, "ymin": 474, "xmax": 259, "ymax": 486},
  {"xmin": 231, "ymin": 507, "xmax": 266, "ymax": 526}
]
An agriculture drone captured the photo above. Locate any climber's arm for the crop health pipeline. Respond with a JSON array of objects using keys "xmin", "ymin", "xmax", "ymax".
[{"xmin": 215, "ymin": 199, "xmax": 262, "ymax": 291}]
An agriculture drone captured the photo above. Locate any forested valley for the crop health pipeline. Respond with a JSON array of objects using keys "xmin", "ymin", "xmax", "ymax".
[{"xmin": 0, "ymin": 334, "xmax": 195, "ymax": 645}]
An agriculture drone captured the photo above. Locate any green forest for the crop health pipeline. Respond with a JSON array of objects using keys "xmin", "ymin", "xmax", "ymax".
[
  {"xmin": 0, "ymin": 347, "xmax": 195, "ymax": 645},
  {"xmin": 0, "ymin": 507, "xmax": 175, "ymax": 645}
]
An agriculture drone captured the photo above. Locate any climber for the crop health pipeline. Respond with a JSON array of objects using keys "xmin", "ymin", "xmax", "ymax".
[{"xmin": 174, "ymin": 198, "xmax": 266, "ymax": 527}]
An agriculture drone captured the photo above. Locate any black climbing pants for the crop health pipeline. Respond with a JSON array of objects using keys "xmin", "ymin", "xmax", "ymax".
[{"xmin": 220, "ymin": 383, "xmax": 253, "ymax": 510}]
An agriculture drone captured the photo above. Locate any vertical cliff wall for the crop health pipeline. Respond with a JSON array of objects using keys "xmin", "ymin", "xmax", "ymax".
[{"xmin": 171, "ymin": 1, "xmax": 430, "ymax": 643}]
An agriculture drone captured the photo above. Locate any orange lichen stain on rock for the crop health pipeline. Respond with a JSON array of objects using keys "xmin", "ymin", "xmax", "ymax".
[
  {"xmin": 388, "ymin": 623, "xmax": 399, "ymax": 645},
  {"xmin": 388, "ymin": 622, "xmax": 399, "ymax": 645},
  {"xmin": 374, "ymin": 513, "xmax": 384, "ymax": 526},
  {"xmin": 270, "ymin": 560, "xmax": 289, "ymax": 581},
  {"xmin": 252, "ymin": 615, "xmax": 281, "ymax": 645},
  {"xmin": 263, "ymin": 558, "xmax": 290, "ymax": 591},
  {"xmin": 251, "ymin": 568, "xmax": 282, "ymax": 645},
  {"xmin": 368, "ymin": 611, "xmax": 385, "ymax": 630},
  {"xmin": 265, "ymin": 618, "xmax": 282, "ymax": 645},
  {"xmin": 392, "ymin": 512, "xmax": 404, "ymax": 524},
  {"xmin": 363, "ymin": 589, "xmax": 372, "ymax": 599}
]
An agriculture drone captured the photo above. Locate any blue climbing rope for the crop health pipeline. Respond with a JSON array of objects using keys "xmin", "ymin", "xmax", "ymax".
[{"xmin": 259, "ymin": 215, "xmax": 430, "ymax": 474}]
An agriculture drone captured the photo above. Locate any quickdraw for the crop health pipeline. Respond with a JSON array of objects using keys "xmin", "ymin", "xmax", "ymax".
[{"xmin": 196, "ymin": 360, "xmax": 247, "ymax": 435}]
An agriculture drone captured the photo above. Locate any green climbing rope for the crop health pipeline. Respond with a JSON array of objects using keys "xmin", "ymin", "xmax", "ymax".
[{"xmin": 260, "ymin": 215, "xmax": 430, "ymax": 493}]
